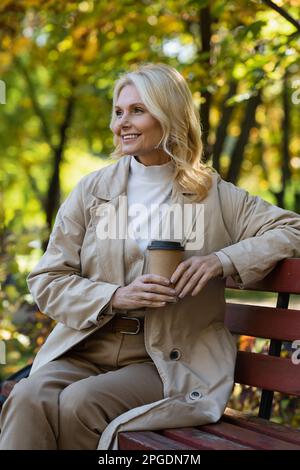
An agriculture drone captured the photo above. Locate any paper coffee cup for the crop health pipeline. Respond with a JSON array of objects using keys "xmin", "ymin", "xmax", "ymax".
[{"xmin": 147, "ymin": 240, "xmax": 184, "ymax": 279}]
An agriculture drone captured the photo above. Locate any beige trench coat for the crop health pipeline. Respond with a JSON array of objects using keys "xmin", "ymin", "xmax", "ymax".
[{"xmin": 27, "ymin": 155, "xmax": 300, "ymax": 449}]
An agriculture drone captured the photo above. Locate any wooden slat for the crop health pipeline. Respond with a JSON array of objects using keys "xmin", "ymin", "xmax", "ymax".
[
  {"xmin": 118, "ymin": 431, "xmax": 198, "ymax": 450},
  {"xmin": 226, "ymin": 258, "xmax": 300, "ymax": 294},
  {"xmin": 235, "ymin": 351, "xmax": 300, "ymax": 396},
  {"xmin": 200, "ymin": 421, "xmax": 300, "ymax": 450},
  {"xmin": 224, "ymin": 408, "xmax": 300, "ymax": 446},
  {"xmin": 162, "ymin": 427, "xmax": 253, "ymax": 450},
  {"xmin": 225, "ymin": 303, "xmax": 300, "ymax": 340}
]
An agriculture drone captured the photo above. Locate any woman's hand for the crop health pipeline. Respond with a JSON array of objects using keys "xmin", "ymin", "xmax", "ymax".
[
  {"xmin": 111, "ymin": 274, "xmax": 178, "ymax": 310},
  {"xmin": 170, "ymin": 254, "xmax": 223, "ymax": 298}
]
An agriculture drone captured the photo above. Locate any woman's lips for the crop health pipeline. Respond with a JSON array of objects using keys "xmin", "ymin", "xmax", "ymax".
[{"xmin": 122, "ymin": 134, "xmax": 141, "ymax": 142}]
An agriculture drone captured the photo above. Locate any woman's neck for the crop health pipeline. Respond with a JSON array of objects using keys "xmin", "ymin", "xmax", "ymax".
[{"xmin": 133, "ymin": 153, "xmax": 171, "ymax": 166}]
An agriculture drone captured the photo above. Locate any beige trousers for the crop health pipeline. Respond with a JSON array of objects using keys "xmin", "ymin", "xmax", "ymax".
[{"xmin": 0, "ymin": 322, "xmax": 164, "ymax": 449}]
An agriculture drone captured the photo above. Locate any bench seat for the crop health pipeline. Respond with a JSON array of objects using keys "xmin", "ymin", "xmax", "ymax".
[{"xmin": 119, "ymin": 408, "xmax": 300, "ymax": 450}]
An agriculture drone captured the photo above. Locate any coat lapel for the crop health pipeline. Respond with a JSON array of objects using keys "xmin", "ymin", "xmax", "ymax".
[
  {"xmin": 168, "ymin": 184, "xmax": 204, "ymax": 250},
  {"xmin": 89, "ymin": 157, "xmax": 131, "ymax": 286}
]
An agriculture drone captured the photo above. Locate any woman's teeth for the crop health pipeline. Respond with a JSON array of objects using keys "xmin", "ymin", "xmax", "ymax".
[{"xmin": 122, "ymin": 134, "xmax": 141, "ymax": 141}]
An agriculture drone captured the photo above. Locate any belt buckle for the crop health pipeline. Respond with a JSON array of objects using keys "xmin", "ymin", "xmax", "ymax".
[{"xmin": 119, "ymin": 316, "xmax": 141, "ymax": 335}]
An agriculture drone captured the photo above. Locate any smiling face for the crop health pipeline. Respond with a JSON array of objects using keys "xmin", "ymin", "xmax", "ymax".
[{"xmin": 112, "ymin": 84, "xmax": 170, "ymax": 166}]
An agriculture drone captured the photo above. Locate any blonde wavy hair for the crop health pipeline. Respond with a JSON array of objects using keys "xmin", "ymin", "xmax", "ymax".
[{"xmin": 109, "ymin": 62, "xmax": 212, "ymax": 202}]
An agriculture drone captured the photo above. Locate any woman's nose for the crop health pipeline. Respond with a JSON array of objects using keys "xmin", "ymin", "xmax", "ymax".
[{"xmin": 116, "ymin": 115, "xmax": 133, "ymax": 132}]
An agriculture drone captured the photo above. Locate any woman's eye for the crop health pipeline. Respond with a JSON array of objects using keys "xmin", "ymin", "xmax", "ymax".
[{"xmin": 115, "ymin": 108, "xmax": 144, "ymax": 117}]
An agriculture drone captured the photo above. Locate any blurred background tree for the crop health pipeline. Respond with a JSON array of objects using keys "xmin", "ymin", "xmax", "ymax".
[{"xmin": 0, "ymin": 0, "xmax": 299, "ymax": 424}]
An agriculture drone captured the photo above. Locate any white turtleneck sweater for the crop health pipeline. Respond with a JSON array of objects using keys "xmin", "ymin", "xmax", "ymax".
[
  {"xmin": 127, "ymin": 155, "xmax": 174, "ymax": 252},
  {"xmin": 126, "ymin": 155, "xmax": 235, "ymax": 278}
]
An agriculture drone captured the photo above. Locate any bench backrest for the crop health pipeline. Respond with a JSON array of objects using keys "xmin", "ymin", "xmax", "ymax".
[{"xmin": 224, "ymin": 258, "xmax": 300, "ymax": 419}]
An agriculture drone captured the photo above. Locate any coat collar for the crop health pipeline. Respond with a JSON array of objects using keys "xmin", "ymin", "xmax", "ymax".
[
  {"xmin": 89, "ymin": 155, "xmax": 129, "ymax": 201},
  {"xmin": 90, "ymin": 154, "xmax": 196, "ymax": 205}
]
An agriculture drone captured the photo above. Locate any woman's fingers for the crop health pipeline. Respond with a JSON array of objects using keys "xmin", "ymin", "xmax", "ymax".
[
  {"xmin": 170, "ymin": 260, "xmax": 191, "ymax": 285},
  {"xmin": 120, "ymin": 275, "xmax": 176, "ymax": 310},
  {"xmin": 140, "ymin": 300, "xmax": 167, "ymax": 307},
  {"xmin": 142, "ymin": 283, "xmax": 177, "ymax": 296},
  {"xmin": 141, "ymin": 291, "xmax": 178, "ymax": 303},
  {"xmin": 176, "ymin": 270, "xmax": 203, "ymax": 298},
  {"xmin": 191, "ymin": 273, "xmax": 210, "ymax": 296},
  {"xmin": 140, "ymin": 300, "xmax": 168, "ymax": 308},
  {"xmin": 139, "ymin": 276, "xmax": 178, "ymax": 304},
  {"xmin": 142, "ymin": 274, "xmax": 171, "ymax": 286},
  {"xmin": 173, "ymin": 263, "xmax": 199, "ymax": 297},
  {"xmin": 171, "ymin": 255, "xmax": 222, "ymax": 298}
]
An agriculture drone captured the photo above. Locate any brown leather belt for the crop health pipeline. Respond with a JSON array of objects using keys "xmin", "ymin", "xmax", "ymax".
[{"xmin": 102, "ymin": 315, "xmax": 144, "ymax": 335}]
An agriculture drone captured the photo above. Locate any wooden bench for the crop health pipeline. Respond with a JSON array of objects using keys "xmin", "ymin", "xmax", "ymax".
[
  {"xmin": 1, "ymin": 258, "xmax": 300, "ymax": 450},
  {"xmin": 119, "ymin": 258, "xmax": 300, "ymax": 450}
]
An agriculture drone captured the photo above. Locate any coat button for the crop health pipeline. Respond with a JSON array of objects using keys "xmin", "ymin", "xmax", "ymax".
[
  {"xmin": 169, "ymin": 349, "xmax": 181, "ymax": 360},
  {"xmin": 189, "ymin": 390, "xmax": 202, "ymax": 400}
]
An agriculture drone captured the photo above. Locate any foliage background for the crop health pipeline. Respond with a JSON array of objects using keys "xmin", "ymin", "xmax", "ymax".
[{"xmin": 0, "ymin": 0, "xmax": 299, "ymax": 426}]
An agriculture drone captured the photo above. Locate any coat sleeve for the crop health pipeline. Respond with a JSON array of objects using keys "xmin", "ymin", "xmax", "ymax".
[
  {"xmin": 216, "ymin": 179, "xmax": 300, "ymax": 286},
  {"xmin": 26, "ymin": 178, "xmax": 121, "ymax": 330}
]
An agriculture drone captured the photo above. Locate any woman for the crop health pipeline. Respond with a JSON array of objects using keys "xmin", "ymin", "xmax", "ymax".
[{"xmin": 0, "ymin": 63, "xmax": 299, "ymax": 450}]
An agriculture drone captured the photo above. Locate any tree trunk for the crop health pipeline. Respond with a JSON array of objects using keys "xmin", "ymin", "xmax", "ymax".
[
  {"xmin": 226, "ymin": 92, "xmax": 261, "ymax": 184},
  {"xmin": 199, "ymin": 5, "xmax": 212, "ymax": 162},
  {"xmin": 43, "ymin": 94, "xmax": 75, "ymax": 251},
  {"xmin": 273, "ymin": 73, "xmax": 291, "ymax": 209},
  {"xmin": 45, "ymin": 96, "xmax": 75, "ymax": 228},
  {"xmin": 212, "ymin": 81, "xmax": 237, "ymax": 173}
]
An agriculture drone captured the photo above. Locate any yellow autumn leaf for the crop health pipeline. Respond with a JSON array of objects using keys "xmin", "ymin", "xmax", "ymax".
[
  {"xmin": 57, "ymin": 37, "xmax": 73, "ymax": 52},
  {"xmin": 1, "ymin": 35, "xmax": 11, "ymax": 49},
  {"xmin": 73, "ymin": 26, "xmax": 89, "ymax": 40},
  {"xmin": 82, "ymin": 32, "xmax": 98, "ymax": 62},
  {"xmin": 37, "ymin": 336, "xmax": 45, "ymax": 346},
  {"xmin": 12, "ymin": 37, "xmax": 31, "ymax": 55},
  {"xmin": 0, "ymin": 52, "xmax": 12, "ymax": 68}
]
